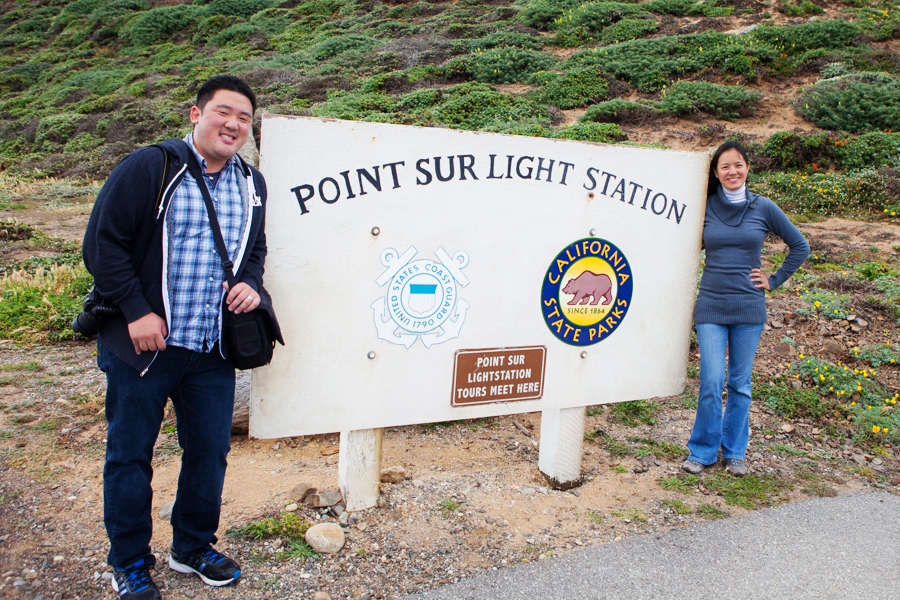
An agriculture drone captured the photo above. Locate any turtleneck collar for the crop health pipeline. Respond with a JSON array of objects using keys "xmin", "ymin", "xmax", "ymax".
[
  {"xmin": 708, "ymin": 184, "xmax": 752, "ymax": 227},
  {"xmin": 723, "ymin": 184, "xmax": 747, "ymax": 204}
]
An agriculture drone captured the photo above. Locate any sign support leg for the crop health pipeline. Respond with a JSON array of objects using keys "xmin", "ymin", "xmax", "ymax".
[
  {"xmin": 338, "ymin": 428, "xmax": 383, "ymax": 511},
  {"xmin": 538, "ymin": 407, "xmax": 586, "ymax": 489}
]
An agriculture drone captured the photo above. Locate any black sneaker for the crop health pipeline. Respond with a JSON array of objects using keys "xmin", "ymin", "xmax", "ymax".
[
  {"xmin": 111, "ymin": 558, "xmax": 161, "ymax": 600},
  {"xmin": 168, "ymin": 545, "xmax": 241, "ymax": 587}
]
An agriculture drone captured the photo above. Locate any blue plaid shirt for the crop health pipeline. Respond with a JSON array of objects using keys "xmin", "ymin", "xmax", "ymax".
[{"xmin": 165, "ymin": 134, "xmax": 247, "ymax": 352}]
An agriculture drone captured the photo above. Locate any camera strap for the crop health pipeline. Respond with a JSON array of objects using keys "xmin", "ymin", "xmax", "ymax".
[{"xmin": 185, "ymin": 152, "xmax": 239, "ymax": 291}]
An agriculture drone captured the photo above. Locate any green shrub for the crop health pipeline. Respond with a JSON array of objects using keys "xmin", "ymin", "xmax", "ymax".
[
  {"xmin": 580, "ymin": 98, "xmax": 660, "ymax": 123},
  {"xmin": 310, "ymin": 33, "xmax": 376, "ymax": 60},
  {"xmin": 205, "ymin": 0, "xmax": 275, "ymax": 19},
  {"xmin": 310, "ymin": 90, "xmax": 398, "ymax": 121},
  {"xmin": 766, "ymin": 168, "xmax": 895, "ymax": 217},
  {"xmin": 527, "ymin": 67, "xmax": 608, "ymax": 109},
  {"xmin": 35, "ymin": 113, "xmax": 86, "ymax": 150},
  {"xmin": 795, "ymin": 355, "xmax": 899, "ymax": 444},
  {"xmin": 425, "ymin": 85, "xmax": 549, "ymax": 130},
  {"xmin": 759, "ymin": 131, "xmax": 832, "ymax": 170},
  {"xmin": 831, "ymin": 132, "xmax": 900, "ymax": 170},
  {"xmin": 123, "ymin": 4, "xmax": 201, "ymax": 46},
  {"xmin": 760, "ymin": 377, "xmax": 827, "ymax": 418},
  {"xmin": 854, "ymin": 344, "xmax": 900, "ymax": 367},
  {"xmin": 518, "ymin": 0, "xmax": 582, "ymax": 29},
  {"xmin": 294, "ymin": 0, "xmax": 349, "ymax": 16},
  {"xmin": 210, "ymin": 23, "xmax": 265, "ymax": 47},
  {"xmin": 63, "ymin": 132, "xmax": 102, "ymax": 154},
  {"xmin": 553, "ymin": 122, "xmax": 626, "ymax": 143},
  {"xmin": 657, "ymin": 81, "xmax": 761, "ymax": 121},
  {"xmin": 600, "ymin": 18, "xmax": 659, "ymax": 45},
  {"xmin": 192, "ymin": 14, "xmax": 240, "ymax": 44},
  {"xmin": 469, "ymin": 31, "xmax": 544, "ymax": 51},
  {"xmin": 777, "ymin": 1, "xmax": 824, "ymax": 17},
  {"xmin": 470, "ymin": 46, "xmax": 557, "ymax": 84},
  {"xmin": 796, "ymin": 74, "xmax": 900, "ymax": 133}
]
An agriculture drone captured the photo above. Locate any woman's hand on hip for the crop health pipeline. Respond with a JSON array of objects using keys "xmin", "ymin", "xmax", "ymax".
[{"xmin": 750, "ymin": 268, "xmax": 770, "ymax": 291}]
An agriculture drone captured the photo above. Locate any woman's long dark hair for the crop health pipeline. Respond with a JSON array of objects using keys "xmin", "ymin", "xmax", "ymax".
[{"xmin": 708, "ymin": 141, "xmax": 750, "ymax": 197}]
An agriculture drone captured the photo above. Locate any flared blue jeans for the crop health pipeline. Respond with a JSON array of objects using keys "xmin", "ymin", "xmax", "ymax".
[{"xmin": 687, "ymin": 322, "xmax": 764, "ymax": 465}]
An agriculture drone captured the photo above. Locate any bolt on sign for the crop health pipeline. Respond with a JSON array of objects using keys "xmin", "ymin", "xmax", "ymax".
[{"xmin": 250, "ymin": 116, "xmax": 709, "ymax": 439}]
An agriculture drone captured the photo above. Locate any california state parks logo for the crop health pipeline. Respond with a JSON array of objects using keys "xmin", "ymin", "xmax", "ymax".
[
  {"xmin": 371, "ymin": 246, "xmax": 470, "ymax": 348},
  {"xmin": 541, "ymin": 238, "xmax": 633, "ymax": 346}
]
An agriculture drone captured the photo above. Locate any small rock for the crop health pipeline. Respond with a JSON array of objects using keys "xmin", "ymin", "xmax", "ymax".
[
  {"xmin": 330, "ymin": 503, "xmax": 345, "ymax": 516},
  {"xmin": 872, "ymin": 457, "xmax": 883, "ymax": 466},
  {"xmin": 485, "ymin": 517, "xmax": 496, "ymax": 524},
  {"xmin": 751, "ymin": 452, "xmax": 763, "ymax": 461},
  {"xmin": 852, "ymin": 454, "xmax": 866, "ymax": 466},
  {"xmin": 24, "ymin": 571, "xmax": 37, "ymax": 581},
  {"xmin": 823, "ymin": 340, "xmax": 843, "ymax": 356},
  {"xmin": 184, "ymin": 590, "xmax": 195, "ymax": 598},
  {"xmin": 774, "ymin": 343, "xmax": 796, "ymax": 356},
  {"xmin": 305, "ymin": 523, "xmax": 346, "ymax": 554},
  {"xmin": 289, "ymin": 483, "xmax": 316, "ymax": 503},
  {"xmin": 781, "ymin": 424, "xmax": 795, "ymax": 433},
  {"xmin": 101, "ymin": 572, "xmax": 113, "ymax": 581},
  {"xmin": 521, "ymin": 488, "xmax": 536, "ymax": 495},
  {"xmin": 52, "ymin": 556, "xmax": 64, "ymax": 564},
  {"xmin": 339, "ymin": 511, "xmax": 350, "ymax": 525},
  {"xmin": 31, "ymin": 579, "xmax": 42, "ymax": 588},
  {"xmin": 272, "ymin": 538, "xmax": 283, "ymax": 550},
  {"xmin": 159, "ymin": 501, "xmax": 175, "ymax": 520},
  {"xmin": 284, "ymin": 503, "xmax": 298, "ymax": 512},
  {"xmin": 771, "ymin": 320, "xmax": 783, "ymax": 329},
  {"xmin": 313, "ymin": 592, "xmax": 332, "ymax": 600},
  {"xmin": 380, "ymin": 466, "xmax": 409, "ymax": 483},
  {"xmin": 271, "ymin": 442, "xmax": 281, "ymax": 451},
  {"xmin": 412, "ymin": 479, "xmax": 425, "ymax": 487},
  {"xmin": 316, "ymin": 490, "xmax": 344, "ymax": 508},
  {"xmin": 356, "ymin": 521, "xmax": 368, "ymax": 531},
  {"xmin": 640, "ymin": 454, "xmax": 657, "ymax": 467}
]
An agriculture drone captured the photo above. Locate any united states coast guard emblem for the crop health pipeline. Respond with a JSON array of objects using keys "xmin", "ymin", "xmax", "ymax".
[{"xmin": 371, "ymin": 246, "xmax": 470, "ymax": 348}]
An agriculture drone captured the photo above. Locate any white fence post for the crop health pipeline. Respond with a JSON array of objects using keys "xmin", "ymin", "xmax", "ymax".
[
  {"xmin": 338, "ymin": 428, "xmax": 383, "ymax": 511},
  {"xmin": 538, "ymin": 407, "xmax": 586, "ymax": 488}
]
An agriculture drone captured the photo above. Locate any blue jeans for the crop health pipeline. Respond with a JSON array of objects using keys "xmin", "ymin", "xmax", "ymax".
[
  {"xmin": 99, "ymin": 340, "xmax": 235, "ymax": 570},
  {"xmin": 687, "ymin": 323, "xmax": 764, "ymax": 465}
]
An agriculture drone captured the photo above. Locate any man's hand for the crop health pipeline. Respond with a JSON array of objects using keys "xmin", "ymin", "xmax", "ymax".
[
  {"xmin": 223, "ymin": 281, "xmax": 260, "ymax": 314},
  {"xmin": 128, "ymin": 312, "xmax": 168, "ymax": 355},
  {"xmin": 750, "ymin": 268, "xmax": 771, "ymax": 291}
]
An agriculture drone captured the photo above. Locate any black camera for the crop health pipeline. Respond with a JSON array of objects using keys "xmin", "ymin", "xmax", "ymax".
[{"xmin": 72, "ymin": 286, "xmax": 121, "ymax": 338}]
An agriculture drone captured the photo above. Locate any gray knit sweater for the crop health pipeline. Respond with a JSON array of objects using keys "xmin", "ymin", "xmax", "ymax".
[{"xmin": 694, "ymin": 187, "xmax": 810, "ymax": 325}]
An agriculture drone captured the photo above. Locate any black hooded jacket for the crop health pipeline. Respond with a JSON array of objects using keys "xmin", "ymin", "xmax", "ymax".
[{"xmin": 83, "ymin": 138, "xmax": 268, "ymax": 374}]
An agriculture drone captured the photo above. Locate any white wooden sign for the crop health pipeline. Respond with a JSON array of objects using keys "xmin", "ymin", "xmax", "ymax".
[{"xmin": 251, "ymin": 116, "xmax": 708, "ymax": 439}]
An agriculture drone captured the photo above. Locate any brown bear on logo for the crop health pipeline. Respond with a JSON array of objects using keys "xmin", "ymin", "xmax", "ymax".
[{"xmin": 562, "ymin": 271, "xmax": 613, "ymax": 306}]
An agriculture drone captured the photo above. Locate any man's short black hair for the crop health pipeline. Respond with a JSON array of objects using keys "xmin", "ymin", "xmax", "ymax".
[{"xmin": 196, "ymin": 75, "xmax": 257, "ymax": 115}]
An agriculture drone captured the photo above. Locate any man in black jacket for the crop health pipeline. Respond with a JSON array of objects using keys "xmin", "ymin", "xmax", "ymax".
[{"xmin": 83, "ymin": 75, "xmax": 267, "ymax": 599}]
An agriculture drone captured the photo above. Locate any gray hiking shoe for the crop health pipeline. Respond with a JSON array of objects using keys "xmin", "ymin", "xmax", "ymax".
[
  {"xmin": 724, "ymin": 458, "xmax": 748, "ymax": 477},
  {"xmin": 682, "ymin": 459, "xmax": 705, "ymax": 474}
]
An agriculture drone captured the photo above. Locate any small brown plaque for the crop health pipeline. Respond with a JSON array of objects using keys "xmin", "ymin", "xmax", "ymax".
[{"xmin": 452, "ymin": 346, "xmax": 546, "ymax": 406}]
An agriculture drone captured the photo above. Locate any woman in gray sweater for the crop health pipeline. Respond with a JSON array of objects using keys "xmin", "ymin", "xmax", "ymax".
[{"xmin": 684, "ymin": 141, "xmax": 809, "ymax": 476}]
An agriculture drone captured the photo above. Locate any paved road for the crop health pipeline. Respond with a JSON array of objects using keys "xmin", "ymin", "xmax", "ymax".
[{"xmin": 404, "ymin": 491, "xmax": 900, "ymax": 600}]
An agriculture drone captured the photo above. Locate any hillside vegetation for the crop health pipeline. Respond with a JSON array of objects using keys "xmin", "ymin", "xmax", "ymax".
[{"xmin": 0, "ymin": 0, "xmax": 897, "ymax": 193}]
